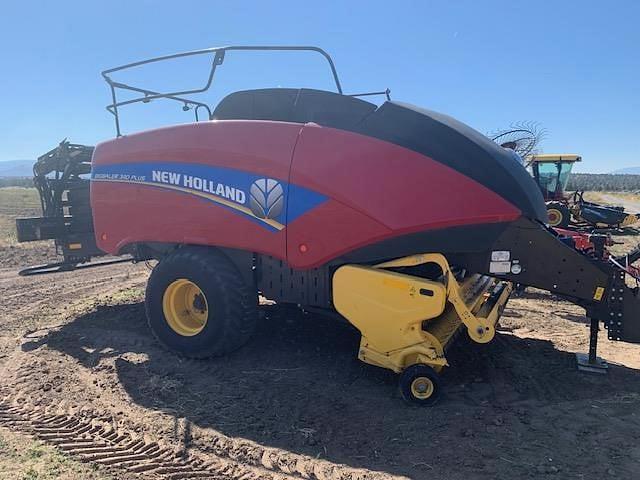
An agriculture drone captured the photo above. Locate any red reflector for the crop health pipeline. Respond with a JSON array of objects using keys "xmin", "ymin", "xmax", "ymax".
[{"xmin": 299, "ymin": 244, "xmax": 308, "ymax": 253}]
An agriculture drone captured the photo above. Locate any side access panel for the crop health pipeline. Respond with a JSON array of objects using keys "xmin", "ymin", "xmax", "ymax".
[
  {"xmin": 91, "ymin": 121, "xmax": 304, "ymax": 260},
  {"xmin": 286, "ymin": 124, "xmax": 521, "ymax": 269}
]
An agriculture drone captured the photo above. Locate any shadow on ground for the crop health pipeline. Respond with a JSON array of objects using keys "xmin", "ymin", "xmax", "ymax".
[{"xmin": 21, "ymin": 301, "xmax": 640, "ymax": 479}]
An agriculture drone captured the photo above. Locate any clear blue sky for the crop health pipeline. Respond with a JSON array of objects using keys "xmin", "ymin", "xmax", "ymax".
[{"xmin": 1, "ymin": 0, "xmax": 638, "ymax": 172}]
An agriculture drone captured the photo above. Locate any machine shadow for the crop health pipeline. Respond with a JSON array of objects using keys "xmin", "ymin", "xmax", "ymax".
[{"xmin": 22, "ymin": 300, "xmax": 640, "ymax": 476}]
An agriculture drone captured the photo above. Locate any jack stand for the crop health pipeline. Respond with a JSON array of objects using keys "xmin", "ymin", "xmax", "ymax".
[{"xmin": 576, "ymin": 317, "xmax": 608, "ymax": 374}]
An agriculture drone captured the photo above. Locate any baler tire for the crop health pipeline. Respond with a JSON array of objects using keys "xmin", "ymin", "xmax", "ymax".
[
  {"xmin": 145, "ymin": 246, "xmax": 257, "ymax": 358},
  {"xmin": 399, "ymin": 364, "xmax": 441, "ymax": 406}
]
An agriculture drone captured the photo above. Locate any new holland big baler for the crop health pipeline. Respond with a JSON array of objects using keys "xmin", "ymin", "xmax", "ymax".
[{"xmin": 15, "ymin": 46, "xmax": 640, "ymax": 405}]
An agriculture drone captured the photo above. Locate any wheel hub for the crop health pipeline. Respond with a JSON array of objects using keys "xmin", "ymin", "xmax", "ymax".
[
  {"xmin": 547, "ymin": 208, "xmax": 562, "ymax": 226},
  {"xmin": 410, "ymin": 377, "xmax": 434, "ymax": 399},
  {"xmin": 162, "ymin": 278, "xmax": 209, "ymax": 336}
]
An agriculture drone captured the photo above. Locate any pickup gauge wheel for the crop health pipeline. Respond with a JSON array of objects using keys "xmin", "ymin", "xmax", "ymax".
[{"xmin": 399, "ymin": 364, "xmax": 442, "ymax": 406}]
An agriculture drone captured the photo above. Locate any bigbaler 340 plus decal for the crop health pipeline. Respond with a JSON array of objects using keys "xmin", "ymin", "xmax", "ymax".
[{"xmin": 15, "ymin": 46, "xmax": 640, "ymax": 405}]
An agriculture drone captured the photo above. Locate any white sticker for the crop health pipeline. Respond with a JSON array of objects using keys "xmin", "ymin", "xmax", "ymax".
[
  {"xmin": 491, "ymin": 250, "xmax": 510, "ymax": 262},
  {"xmin": 490, "ymin": 261, "xmax": 511, "ymax": 274},
  {"xmin": 511, "ymin": 264, "xmax": 522, "ymax": 274}
]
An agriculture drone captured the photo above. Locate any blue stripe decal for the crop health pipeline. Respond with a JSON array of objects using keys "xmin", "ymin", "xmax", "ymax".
[{"xmin": 91, "ymin": 162, "xmax": 327, "ymax": 231}]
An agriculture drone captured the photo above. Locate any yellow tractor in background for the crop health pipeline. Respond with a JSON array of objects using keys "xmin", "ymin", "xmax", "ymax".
[{"xmin": 529, "ymin": 154, "xmax": 638, "ymax": 230}]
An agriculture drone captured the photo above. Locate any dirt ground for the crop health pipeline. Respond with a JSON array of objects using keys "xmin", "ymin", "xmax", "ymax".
[{"xmin": 1, "ymin": 188, "xmax": 640, "ymax": 479}]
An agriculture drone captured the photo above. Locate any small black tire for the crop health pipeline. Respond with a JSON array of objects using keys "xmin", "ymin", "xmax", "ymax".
[
  {"xmin": 399, "ymin": 364, "xmax": 442, "ymax": 406},
  {"xmin": 546, "ymin": 201, "xmax": 571, "ymax": 228},
  {"xmin": 145, "ymin": 246, "xmax": 257, "ymax": 358}
]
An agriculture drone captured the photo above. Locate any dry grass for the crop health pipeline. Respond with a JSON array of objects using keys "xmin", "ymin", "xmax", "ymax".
[
  {"xmin": 583, "ymin": 191, "xmax": 640, "ymax": 205},
  {"xmin": 606, "ymin": 192, "xmax": 640, "ymax": 203},
  {"xmin": 582, "ymin": 191, "xmax": 606, "ymax": 203},
  {"xmin": 0, "ymin": 187, "xmax": 42, "ymax": 246}
]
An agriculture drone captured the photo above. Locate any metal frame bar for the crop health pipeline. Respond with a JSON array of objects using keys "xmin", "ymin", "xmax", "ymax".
[
  {"xmin": 102, "ymin": 45, "xmax": 344, "ymax": 136},
  {"xmin": 349, "ymin": 88, "xmax": 391, "ymax": 101}
]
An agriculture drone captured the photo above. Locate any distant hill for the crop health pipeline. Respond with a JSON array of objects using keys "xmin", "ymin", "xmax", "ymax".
[
  {"xmin": 611, "ymin": 167, "xmax": 640, "ymax": 175},
  {"xmin": 0, "ymin": 160, "xmax": 33, "ymax": 177}
]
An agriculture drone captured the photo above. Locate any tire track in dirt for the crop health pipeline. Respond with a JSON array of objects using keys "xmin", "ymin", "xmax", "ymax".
[
  {"xmin": 0, "ymin": 264, "xmax": 148, "ymax": 353},
  {"xmin": 0, "ymin": 264, "xmax": 147, "ymax": 319},
  {"xmin": 0, "ymin": 393, "xmax": 300, "ymax": 480},
  {"xmin": 1, "ymin": 360, "xmax": 406, "ymax": 480}
]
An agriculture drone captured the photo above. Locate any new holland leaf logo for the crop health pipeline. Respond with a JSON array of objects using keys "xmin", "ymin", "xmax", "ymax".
[{"xmin": 249, "ymin": 178, "xmax": 284, "ymax": 220}]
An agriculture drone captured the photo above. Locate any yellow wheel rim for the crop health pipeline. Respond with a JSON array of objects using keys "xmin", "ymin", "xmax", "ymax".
[
  {"xmin": 162, "ymin": 279, "xmax": 209, "ymax": 336},
  {"xmin": 547, "ymin": 208, "xmax": 563, "ymax": 227},
  {"xmin": 410, "ymin": 377, "xmax": 434, "ymax": 400}
]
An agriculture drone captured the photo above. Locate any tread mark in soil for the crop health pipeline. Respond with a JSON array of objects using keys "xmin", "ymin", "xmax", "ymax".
[{"xmin": 0, "ymin": 393, "xmax": 303, "ymax": 480}]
